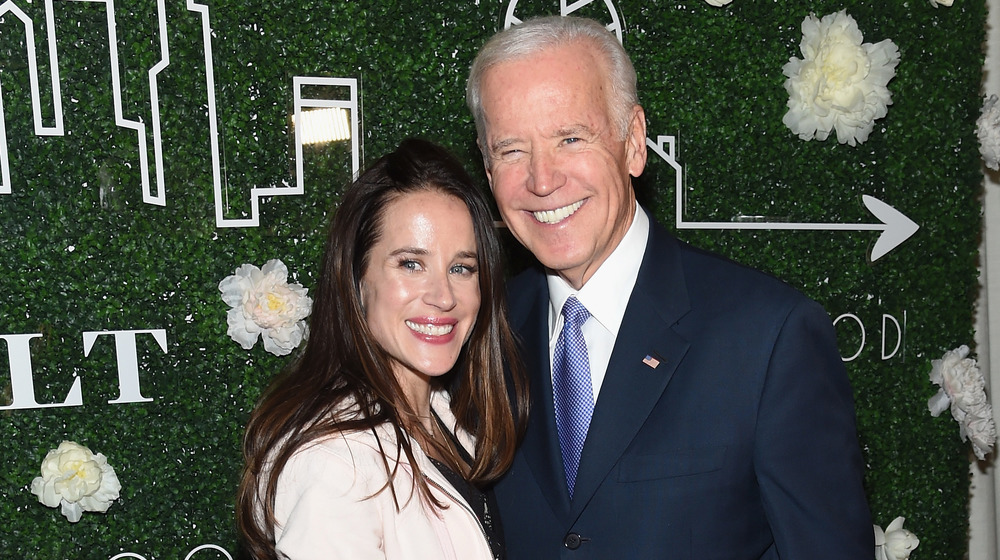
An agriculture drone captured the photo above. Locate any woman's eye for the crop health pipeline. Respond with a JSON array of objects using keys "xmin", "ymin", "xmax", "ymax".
[
  {"xmin": 450, "ymin": 264, "xmax": 477, "ymax": 275},
  {"xmin": 400, "ymin": 259, "xmax": 421, "ymax": 271}
]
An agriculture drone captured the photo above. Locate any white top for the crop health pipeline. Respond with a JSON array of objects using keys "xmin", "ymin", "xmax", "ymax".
[{"xmin": 546, "ymin": 202, "xmax": 650, "ymax": 400}]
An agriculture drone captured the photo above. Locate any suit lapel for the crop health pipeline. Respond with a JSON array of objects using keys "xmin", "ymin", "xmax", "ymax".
[
  {"xmin": 569, "ymin": 221, "xmax": 692, "ymax": 515},
  {"xmin": 508, "ymin": 219, "xmax": 694, "ymax": 521},
  {"xmin": 509, "ymin": 269, "xmax": 573, "ymax": 517}
]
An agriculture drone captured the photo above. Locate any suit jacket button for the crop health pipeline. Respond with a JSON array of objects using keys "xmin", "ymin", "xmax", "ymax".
[{"xmin": 563, "ymin": 533, "xmax": 582, "ymax": 550}]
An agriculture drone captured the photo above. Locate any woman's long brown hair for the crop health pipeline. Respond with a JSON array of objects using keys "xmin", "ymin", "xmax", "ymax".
[{"xmin": 235, "ymin": 138, "xmax": 528, "ymax": 560}]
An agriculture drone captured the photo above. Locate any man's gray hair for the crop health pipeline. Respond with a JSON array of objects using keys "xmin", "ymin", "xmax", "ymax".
[{"xmin": 466, "ymin": 16, "xmax": 640, "ymax": 147}]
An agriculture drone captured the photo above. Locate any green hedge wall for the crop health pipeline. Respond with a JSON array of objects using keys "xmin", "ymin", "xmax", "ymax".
[{"xmin": 0, "ymin": 0, "xmax": 987, "ymax": 558}]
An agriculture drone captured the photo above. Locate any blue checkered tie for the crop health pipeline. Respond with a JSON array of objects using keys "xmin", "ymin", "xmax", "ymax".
[{"xmin": 553, "ymin": 296, "xmax": 593, "ymax": 498}]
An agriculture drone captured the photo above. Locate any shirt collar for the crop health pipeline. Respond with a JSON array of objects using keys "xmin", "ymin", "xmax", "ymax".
[{"xmin": 546, "ymin": 202, "xmax": 649, "ymax": 339}]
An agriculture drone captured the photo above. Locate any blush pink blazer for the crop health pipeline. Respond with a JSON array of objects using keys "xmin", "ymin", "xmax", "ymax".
[{"xmin": 271, "ymin": 392, "xmax": 495, "ymax": 560}]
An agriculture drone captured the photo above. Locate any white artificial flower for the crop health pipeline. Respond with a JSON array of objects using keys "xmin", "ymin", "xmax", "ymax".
[
  {"xmin": 874, "ymin": 524, "xmax": 886, "ymax": 560},
  {"xmin": 977, "ymin": 94, "xmax": 1000, "ymax": 170},
  {"xmin": 961, "ymin": 407, "xmax": 998, "ymax": 461},
  {"xmin": 874, "ymin": 517, "xmax": 919, "ymax": 560},
  {"xmin": 30, "ymin": 441, "xmax": 121, "ymax": 523},
  {"xmin": 782, "ymin": 11, "xmax": 900, "ymax": 146},
  {"xmin": 928, "ymin": 345, "xmax": 998, "ymax": 460},
  {"xmin": 219, "ymin": 259, "xmax": 313, "ymax": 356}
]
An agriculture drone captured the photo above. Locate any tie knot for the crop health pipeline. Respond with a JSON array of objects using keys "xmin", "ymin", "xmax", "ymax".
[{"xmin": 562, "ymin": 296, "xmax": 590, "ymax": 327}]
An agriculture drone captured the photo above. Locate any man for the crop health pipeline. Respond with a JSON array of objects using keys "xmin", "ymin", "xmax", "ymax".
[{"xmin": 466, "ymin": 15, "xmax": 872, "ymax": 559}]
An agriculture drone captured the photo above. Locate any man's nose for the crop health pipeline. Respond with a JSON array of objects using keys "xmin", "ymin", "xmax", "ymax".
[{"xmin": 526, "ymin": 151, "xmax": 566, "ymax": 196}]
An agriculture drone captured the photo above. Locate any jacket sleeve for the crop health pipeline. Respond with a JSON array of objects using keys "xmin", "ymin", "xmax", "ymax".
[
  {"xmin": 754, "ymin": 298, "xmax": 873, "ymax": 558},
  {"xmin": 274, "ymin": 442, "xmax": 387, "ymax": 560}
]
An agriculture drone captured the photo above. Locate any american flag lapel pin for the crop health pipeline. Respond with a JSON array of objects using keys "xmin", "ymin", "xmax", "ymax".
[{"xmin": 642, "ymin": 354, "xmax": 660, "ymax": 369}]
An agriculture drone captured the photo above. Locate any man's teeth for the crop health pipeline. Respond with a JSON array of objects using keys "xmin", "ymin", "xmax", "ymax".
[
  {"xmin": 406, "ymin": 321, "xmax": 455, "ymax": 336},
  {"xmin": 533, "ymin": 201, "xmax": 583, "ymax": 224}
]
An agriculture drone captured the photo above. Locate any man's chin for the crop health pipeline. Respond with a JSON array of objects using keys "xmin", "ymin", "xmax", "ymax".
[{"xmin": 541, "ymin": 257, "xmax": 590, "ymax": 282}]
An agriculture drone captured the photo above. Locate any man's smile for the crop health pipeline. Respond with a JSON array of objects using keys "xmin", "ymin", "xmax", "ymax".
[{"xmin": 532, "ymin": 200, "xmax": 584, "ymax": 224}]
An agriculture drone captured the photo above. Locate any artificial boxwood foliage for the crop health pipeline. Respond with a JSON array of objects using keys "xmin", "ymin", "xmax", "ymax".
[{"xmin": 0, "ymin": 0, "xmax": 986, "ymax": 558}]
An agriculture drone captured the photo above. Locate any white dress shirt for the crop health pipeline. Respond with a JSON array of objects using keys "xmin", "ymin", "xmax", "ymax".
[{"xmin": 546, "ymin": 202, "xmax": 650, "ymax": 401}]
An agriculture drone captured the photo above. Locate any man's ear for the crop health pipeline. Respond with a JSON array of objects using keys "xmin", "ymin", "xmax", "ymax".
[{"xmin": 626, "ymin": 105, "xmax": 648, "ymax": 178}]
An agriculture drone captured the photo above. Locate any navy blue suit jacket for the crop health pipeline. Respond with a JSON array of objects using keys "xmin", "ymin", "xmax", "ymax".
[{"xmin": 495, "ymin": 215, "xmax": 872, "ymax": 559}]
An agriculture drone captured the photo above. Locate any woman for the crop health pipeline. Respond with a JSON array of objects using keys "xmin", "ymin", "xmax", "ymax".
[{"xmin": 236, "ymin": 138, "xmax": 528, "ymax": 560}]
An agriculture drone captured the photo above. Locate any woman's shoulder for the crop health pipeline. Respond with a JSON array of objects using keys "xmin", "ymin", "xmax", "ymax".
[
  {"xmin": 292, "ymin": 425, "xmax": 397, "ymax": 465},
  {"xmin": 289, "ymin": 396, "xmax": 399, "ymax": 456},
  {"xmin": 278, "ymin": 427, "xmax": 406, "ymax": 496}
]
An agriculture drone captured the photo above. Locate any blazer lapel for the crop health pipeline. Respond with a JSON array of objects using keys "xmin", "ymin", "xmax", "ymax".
[
  {"xmin": 569, "ymin": 221, "xmax": 692, "ymax": 515},
  {"xmin": 509, "ymin": 269, "xmax": 573, "ymax": 517}
]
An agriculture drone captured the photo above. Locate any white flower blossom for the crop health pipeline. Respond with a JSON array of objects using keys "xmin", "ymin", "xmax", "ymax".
[
  {"xmin": 703, "ymin": 0, "xmax": 733, "ymax": 6},
  {"xmin": 977, "ymin": 94, "xmax": 1000, "ymax": 170},
  {"xmin": 875, "ymin": 517, "xmax": 919, "ymax": 560},
  {"xmin": 928, "ymin": 345, "xmax": 998, "ymax": 460},
  {"xmin": 782, "ymin": 11, "xmax": 900, "ymax": 146},
  {"xmin": 219, "ymin": 259, "xmax": 313, "ymax": 356},
  {"xmin": 929, "ymin": 0, "xmax": 953, "ymax": 7},
  {"xmin": 30, "ymin": 441, "xmax": 121, "ymax": 523}
]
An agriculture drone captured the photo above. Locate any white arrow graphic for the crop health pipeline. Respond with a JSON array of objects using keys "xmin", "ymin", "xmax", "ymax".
[{"xmin": 647, "ymin": 135, "xmax": 919, "ymax": 262}]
